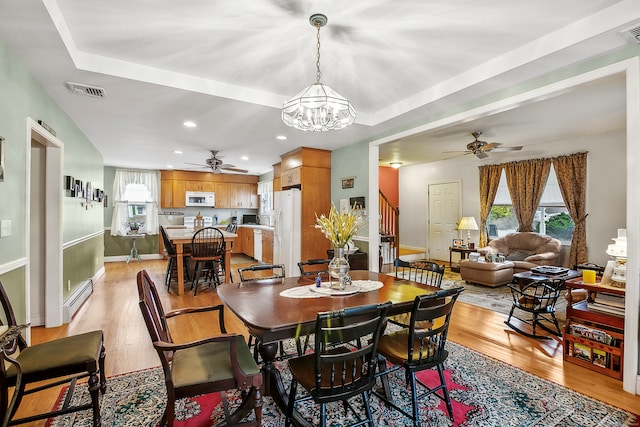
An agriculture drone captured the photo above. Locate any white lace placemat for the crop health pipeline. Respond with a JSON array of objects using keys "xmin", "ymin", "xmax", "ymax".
[{"xmin": 279, "ymin": 280, "xmax": 384, "ymax": 298}]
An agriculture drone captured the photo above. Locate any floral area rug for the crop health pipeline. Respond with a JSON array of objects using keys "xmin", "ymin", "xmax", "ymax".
[{"xmin": 47, "ymin": 342, "xmax": 636, "ymax": 426}]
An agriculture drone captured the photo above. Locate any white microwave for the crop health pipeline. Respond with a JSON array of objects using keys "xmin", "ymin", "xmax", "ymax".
[{"xmin": 185, "ymin": 191, "xmax": 215, "ymax": 207}]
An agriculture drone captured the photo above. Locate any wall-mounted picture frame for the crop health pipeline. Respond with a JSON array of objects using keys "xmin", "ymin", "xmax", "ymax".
[
  {"xmin": 349, "ymin": 196, "xmax": 365, "ymax": 210},
  {"xmin": 0, "ymin": 136, "xmax": 5, "ymax": 182},
  {"xmin": 341, "ymin": 177, "xmax": 354, "ymax": 189},
  {"xmin": 452, "ymin": 238, "xmax": 464, "ymax": 248}
]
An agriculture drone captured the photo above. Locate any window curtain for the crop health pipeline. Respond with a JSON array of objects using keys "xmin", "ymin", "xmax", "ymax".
[
  {"xmin": 110, "ymin": 169, "xmax": 160, "ymax": 236},
  {"xmin": 553, "ymin": 152, "xmax": 588, "ymax": 267},
  {"xmin": 504, "ymin": 158, "xmax": 551, "ymax": 232},
  {"xmin": 478, "ymin": 164, "xmax": 503, "ymax": 247}
]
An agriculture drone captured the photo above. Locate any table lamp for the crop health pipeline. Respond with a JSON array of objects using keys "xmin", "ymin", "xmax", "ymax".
[
  {"xmin": 605, "ymin": 228, "xmax": 627, "ymax": 287},
  {"xmin": 458, "ymin": 216, "xmax": 479, "ymax": 248}
]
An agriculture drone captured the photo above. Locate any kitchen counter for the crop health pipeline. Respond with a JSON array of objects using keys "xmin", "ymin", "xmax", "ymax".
[{"xmin": 238, "ymin": 224, "xmax": 274, "ymax": 231}]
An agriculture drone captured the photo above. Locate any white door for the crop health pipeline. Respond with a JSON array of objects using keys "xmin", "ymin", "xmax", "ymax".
[{"xmin": 428, "ymin": 182, "xmax": 461, "ymax": 261}]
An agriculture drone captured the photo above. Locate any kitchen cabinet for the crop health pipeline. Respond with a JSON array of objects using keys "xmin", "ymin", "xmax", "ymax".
[
  {"xmin": 262, "ymin": 229, "xmax": 274, "ymax": 264},
  {"xmin": 160, "ymin": 179, "xmax": 186, "ymax": 208},
  {"xmin": 237, "ymin": 227, "xmax": 254, "ymax": 258},
  {"xmin": 280, "ymin": 167, "xmax": 301, "ymax": 187},
  {"xmin": 185, "ymin": 181, "xmax": 214, "ymax": 192},
  {"xmin": 214, "ymin": 183, "xmax": 230, "ymax": 208},
  {"xmin": 229, "ymin": 183, "xmax": 258, "ymax": 208}
]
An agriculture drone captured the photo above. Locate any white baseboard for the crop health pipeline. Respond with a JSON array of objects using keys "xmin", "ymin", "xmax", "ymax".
[
  {"xmin": 104, "ymin": 254, "xmax": 163, "ymax": 263},
  {"xmin": 63, "ymin": 279, "xmax": 93, "ymax": 323}
]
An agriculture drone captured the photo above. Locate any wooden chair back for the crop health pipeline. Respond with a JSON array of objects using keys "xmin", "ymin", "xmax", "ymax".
[
  {"xmin": 191, "ymin": 227, "xmax": 225, "ymax": 260},
  {"xmin": 297, "ymin": 259, "xmax": 330, "ymax": 276},
  {"xmin": 394, "ymin": 258, "xmax": 445, "ymax": 287},
  {"xmin": 238, "ymin": 264, "xmax": 285, "ymax": 282}
]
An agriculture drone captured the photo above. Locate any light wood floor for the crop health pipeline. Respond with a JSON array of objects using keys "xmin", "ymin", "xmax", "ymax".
[{"xmin": 14, "ymin": 257, "xmax": 640, "ymax": 425}]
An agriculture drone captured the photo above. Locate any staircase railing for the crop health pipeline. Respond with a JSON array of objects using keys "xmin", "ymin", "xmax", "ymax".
[{"xmin": 379, "ymin": 191, "xmax": 399, "ymax": 264}]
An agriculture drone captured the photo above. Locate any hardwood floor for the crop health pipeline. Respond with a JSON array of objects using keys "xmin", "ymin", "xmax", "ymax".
[{"xmin": 14, "ymin": 257, "xmax": 640, "ymax": 425}]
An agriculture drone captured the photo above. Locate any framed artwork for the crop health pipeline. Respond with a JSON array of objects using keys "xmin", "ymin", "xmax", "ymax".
[
  {"xmin": 452, "ymin": 238, "xmax": 464, "ymax": 248},
  {"xmin": 349, "ymin": 196, "xmax": 365, "ymax": 210},
  {"xmin": 341, "ymin": 177, "xmax": 355, "ymax": 189},
  {"xmin": 0, "ymin": 136, "xmax": 4, "ymax": 182}
]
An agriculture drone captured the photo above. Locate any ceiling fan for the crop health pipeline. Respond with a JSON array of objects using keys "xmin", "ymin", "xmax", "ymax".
[
  {"xmin": 185, "ymin": 150, "xmax": 248, "ymax": 174},
  {"xmin": 446, "ymin": 132, "xmax": 523, "ymax": 159}
]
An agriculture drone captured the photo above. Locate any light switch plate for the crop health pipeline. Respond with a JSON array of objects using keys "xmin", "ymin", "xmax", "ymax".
[{"xmin": 0, "ymin": 220, "xmax": 11, "ymax": 237}]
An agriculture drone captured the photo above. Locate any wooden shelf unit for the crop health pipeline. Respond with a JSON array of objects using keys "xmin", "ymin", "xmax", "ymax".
[{"xmin": 563, "ymin": 279, "xmax": 625, "ymax": 380}]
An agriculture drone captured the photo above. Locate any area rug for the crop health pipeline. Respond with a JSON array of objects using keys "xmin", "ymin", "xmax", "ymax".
[{"xmin": 47, "ymin": 342, "xmax": 636, "ymax": 426}]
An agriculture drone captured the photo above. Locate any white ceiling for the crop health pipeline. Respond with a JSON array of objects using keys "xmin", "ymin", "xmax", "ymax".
[{"xmin": 0, "ymin": 0, "xmax": 637, "ymax": 175}]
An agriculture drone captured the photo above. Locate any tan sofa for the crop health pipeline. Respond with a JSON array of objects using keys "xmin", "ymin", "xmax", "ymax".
[
  {"xmin": 478, "ymin": 232, "xmax": 562, "ymax": 273},
  {"xmin": 459, "ymin": 259, "xmax": 515, "ymax": 287}
]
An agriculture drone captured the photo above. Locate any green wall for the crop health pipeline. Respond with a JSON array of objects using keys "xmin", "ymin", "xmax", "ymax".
[{"xmin": 0, "ymin": 38, "xmax": 104, "ymax": 323}]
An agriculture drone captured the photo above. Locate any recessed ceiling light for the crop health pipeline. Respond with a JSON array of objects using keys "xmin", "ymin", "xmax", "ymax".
[
  {"xmin": 390, "ymin": 162, "xmax": 403, "ymax": 169},
  {"xmin": 276, "ymin": 135, "xmax": 287, "ymax": 140},
  {"xmin": 173, "ymin": 150, "xmax": 183, "ymax": 154},
  {"xmin": 241, "ymin": 155, "xmax": 249, "ymax": 160},
  {"xmin": 183, "ymin": 121, "xmax": 197, "ymax": 128},
  {"xmin": 166, "ymin": 165, "xmax": 174, "ymax": 169}
]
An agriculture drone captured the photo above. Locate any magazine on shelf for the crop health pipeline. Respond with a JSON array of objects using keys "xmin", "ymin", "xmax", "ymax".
[
  {"xmin": 593, "ymin": 348, "xmax": 608, "ymax": 368},
  {"xmin": 573, "ymin": 343, "xmax": 592, "ymax": 361},
  {"xmin": 593, "ymin": 293, "xmax": 625, "ymax": 308},
  {"xmin": 569, "ymin": 323, "xmax": 614, "ymax": 345}
]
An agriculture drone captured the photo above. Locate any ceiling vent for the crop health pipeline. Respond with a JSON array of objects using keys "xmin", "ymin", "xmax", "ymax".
[
  {"xmin": 620, "ymin": 23, "xmax": 640, "ymax": 44},
  {"xmin": 65, "ymin": 82, "xmax": 106, "ymax": 98}
]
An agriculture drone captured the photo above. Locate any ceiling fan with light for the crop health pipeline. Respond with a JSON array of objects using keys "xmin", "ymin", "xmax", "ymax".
[
  {"xmin": 185, "ymin": 150, "xmax": 248, "ymax": 174},
  {"xmin": 445, "ymin": 131, "xmax": 523, "ymax": 159}
]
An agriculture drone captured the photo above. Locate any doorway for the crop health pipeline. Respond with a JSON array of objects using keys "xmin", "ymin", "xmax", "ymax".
[
  {"xmin": 427, "ymin": 181, "xmax": 461, "ymax": 261},
  {"xmin": 27, "ymin": 118, "xmax": 63, "ymax": 327}
]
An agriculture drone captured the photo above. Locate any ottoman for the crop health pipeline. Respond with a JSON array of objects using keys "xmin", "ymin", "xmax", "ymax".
[{"xmin": 459, "ymin": 259, "xmax": 515, "ymax": 287}]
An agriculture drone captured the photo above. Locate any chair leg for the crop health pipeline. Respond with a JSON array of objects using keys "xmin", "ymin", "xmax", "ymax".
[
  {"xmin": 409, "ymin": 372, "xmax": 420, "ymax": 427},
  {"xmin": 437, "ymin": 364, "xmax": 454, "ymax": 421},
  {"xmin": 320, "ymin": 402, "xmax": 327, "ymax": 427},
  {"xmin": 284, "ymin": 380, "xmax": 297, "ymax": 427},
  {"xmin": 88, "ymin": 372, "xmax": 101, "ymax": 426},
  {"xmin": 192, "ymin": 262, "xmax": 203, "ymax": 296},
  {"xmin": 362, "ymin": 391, "xmax": 375, "ymax": 427},
  {"xmin": 165, "ymin": 257, "xmax": 174, "ymax": 289},
  {"xmin": 99, "ymin": 344, "xmax": 107, "ymax": 394}
]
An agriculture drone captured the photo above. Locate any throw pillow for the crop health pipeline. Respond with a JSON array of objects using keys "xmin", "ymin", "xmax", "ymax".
[{"xmin": 506, "ymin": 249, "xmax": 533, "ymax": 261}]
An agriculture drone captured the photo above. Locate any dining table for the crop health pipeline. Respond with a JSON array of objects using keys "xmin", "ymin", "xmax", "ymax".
[
  {"xmin": 165, "ymin": 227, "xmax": 237, "ymax": 295},
  {"xmin": 217, "ymin": 270, "xmax": 443, "ymax": 426}
]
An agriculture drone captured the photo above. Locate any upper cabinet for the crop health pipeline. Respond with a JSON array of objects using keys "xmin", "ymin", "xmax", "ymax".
[{"xmin": 160, "ymin": 171, "xmax": 258, "ymax": 208}]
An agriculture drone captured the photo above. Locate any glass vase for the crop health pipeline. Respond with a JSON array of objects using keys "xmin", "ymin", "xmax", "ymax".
[{"xmin": 328, "ymin": 247, "xmax": 350, "ymax": 290}]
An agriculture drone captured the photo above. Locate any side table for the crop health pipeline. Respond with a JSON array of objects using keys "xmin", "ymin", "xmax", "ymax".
[
  {"xmin": 449, "ymin": 246, "xmax": 473, "ymax": 272},
  {"xmin": 125, "ymin": 233, "xmax": 146, "ymax": 264}
]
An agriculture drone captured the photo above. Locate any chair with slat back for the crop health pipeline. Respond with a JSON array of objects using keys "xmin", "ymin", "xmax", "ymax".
[
  {"xmin": 285, "ymin": 302, "xmax": 391, "ymax": 427},
  {"xmin": 238, "ymin": 264, "xmax": 285, "ymax": 282},
  {"xmin": 505, "ymin": 278, "xmax": 565, "ymax": 338},
  {"xmin": 190, "ymin": 227, "xmax": 225, "ymax": 295},
  {"xmin": 374, "ymin": 287, "xmax": 464, "ymax": 426},
  {"xmin": 0, "ymin": 281, "xmax": 106, "ymax": 427},
  {"xmin": 297, "ymin": 259, "xmax": 330, "ymax": 276},
  {"xmin": 238, "ymin": 264, "xmax": 288, "ymax": 360},
  {"xmin": 389, "ymin": 259, "xmax": 446, "ymax": 328},
  {"xmin": 136, "ymin": 270, "xmax": 262, "ymax": 427},
  {"xmin": 160, "ymin": 226, "xmax": 192, "ymax": 291}
]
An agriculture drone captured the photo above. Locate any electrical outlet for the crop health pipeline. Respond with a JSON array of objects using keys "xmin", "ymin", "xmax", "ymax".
[
  {"xmin": 0, "ymin": 220, "xmax": 11, "ymax": 237},
  {"xmin": 95, "ymin": 257, "xmax": 99, "ymax": 265},
  {"xmin": 67, "ymin": 280, "xmax": 71, "ymax": 291}
]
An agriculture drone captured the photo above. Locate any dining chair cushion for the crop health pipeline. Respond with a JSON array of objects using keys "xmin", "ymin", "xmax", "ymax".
[
  {"xmin": 172, "ymin": 335, "xmax": 259, "ymax": 388},
  {"xmin": 5, "ymin": 331, "xmax": 103, "ymax": 379},
  {"xmin": 377, "ymin": 329, "xmax": 444, "ymax": 366}
]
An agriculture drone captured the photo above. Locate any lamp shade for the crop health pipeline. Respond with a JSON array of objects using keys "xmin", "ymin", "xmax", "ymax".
[{"xmin": 458, "ymin": 217, "xmax": 479, "ymax": 231}]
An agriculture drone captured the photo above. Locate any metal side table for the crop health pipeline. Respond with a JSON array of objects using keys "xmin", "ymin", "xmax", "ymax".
[{"xmin": 125, "ymin": 233, "xmax": 146, "ymax": 263}]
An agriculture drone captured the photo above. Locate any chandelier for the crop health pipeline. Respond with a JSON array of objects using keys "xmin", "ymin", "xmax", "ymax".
[{"xmin": 282, "ymin": 14, "xmax": 356, "ymax": 132}]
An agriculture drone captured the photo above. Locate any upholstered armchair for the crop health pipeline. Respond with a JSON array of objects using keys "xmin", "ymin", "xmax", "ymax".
[{"xmin": 478, "ymin": 232, "xmax": 562, "ymax": 273}]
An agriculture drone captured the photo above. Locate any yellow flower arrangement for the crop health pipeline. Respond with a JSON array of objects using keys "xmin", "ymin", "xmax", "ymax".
[{"xmin": 315, "ymin": 203, "xmax": 365, "ymax": 248}]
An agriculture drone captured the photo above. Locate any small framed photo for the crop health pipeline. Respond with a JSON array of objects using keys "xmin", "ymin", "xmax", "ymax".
[
  {"xmin": 349, "ymin": 196, "xmax": 365, "ymax": 210},
  {"xmin": 452, "ymin": 239, "xmax": 464, "ymax": 248},
  {"xmin": 341, "ymin": 177, "xmax": 354, "ymax": 189}
]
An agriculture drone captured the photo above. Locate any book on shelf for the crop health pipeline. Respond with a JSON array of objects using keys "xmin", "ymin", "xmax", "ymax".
[
  {"xmin": 593, "ymin": 292, "xmax": 625, "ymax": 308},
  {"xmin": 572, "ymin": 343, "xmax": 592, "ymax": 362},
  {"xmin": 569, "ymin": 323, "xmax": 614, "ymax": 345},
  {"xmin": 592, "ymin": 348, "xmax": 608, "ymax": 368},
  {"xmin": 587, "ymin": 302, "xmax": 625, "ymax": 316}
]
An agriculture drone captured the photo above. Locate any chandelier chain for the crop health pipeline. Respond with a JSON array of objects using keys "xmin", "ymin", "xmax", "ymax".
[{"xmin": 315, "ymin": 22, "xmax": 322, "ymax": 83}]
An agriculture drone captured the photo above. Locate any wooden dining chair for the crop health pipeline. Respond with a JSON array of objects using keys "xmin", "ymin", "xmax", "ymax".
[
  {"xmin": 505, "ymin": 278, "xmax": 565, "ymax": 338},
  {"xmin": 160, "ymin": 225, "xmax": 192, "ymax": 291},
  {"xmin": 190, "ymin": 227, "xmax": 226, "ymax": 295},
  {"xmin": 284, "ymin": 302, "xmax": 391, "ymax": 427},
  {"xmin": 0, "ymin": 280, "xmax": 106, "ymax": 427},
  {"xmin": 136, "ymin": 270, "xmax": 263, "ymax": 427},
  {"xmin": 374, "ymin": 287, "xmax": 463, "ymax": 426},
  {"xmin": 389, "ymin": 259, "xmax": 446, "ymax": 328},
  {"xmin": 297, "ymin": 259, "xmax": 330, "ymax": 276}
]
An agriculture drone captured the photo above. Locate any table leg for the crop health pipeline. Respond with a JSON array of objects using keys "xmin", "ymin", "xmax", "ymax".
[
  {"xmin": 224, "ymin": 243, "xmax": 232, "ymax": 283},
  {"xmin": 258, "ymin": 342, "xmax": 312, "ymax": 427},
  {"xmin": 175, "ymin": 242, "xmax": 184, "ymax": 295}
]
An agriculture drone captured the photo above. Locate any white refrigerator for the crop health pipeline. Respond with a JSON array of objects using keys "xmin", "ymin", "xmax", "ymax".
[{"xmin": 273, "ymin": 188, "xmax": 302, "ymax": 278}]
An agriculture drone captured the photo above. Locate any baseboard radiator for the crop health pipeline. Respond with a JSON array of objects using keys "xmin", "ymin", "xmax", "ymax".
[{"xmin": 63, "ymin": 279, "xmax": 93, "ymax": 323}]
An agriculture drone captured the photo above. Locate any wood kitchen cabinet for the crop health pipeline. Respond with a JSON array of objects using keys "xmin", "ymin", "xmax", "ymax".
[
  {"xmin": 238, "ymin": 227, "xmax": 254, "ymax": 258},
  {"xmin": 160, "ymin": 170, "xmax": 258, "ymax": 208},
  {"xmin": 160, "ymin": 179, "xmax": 186, "ymax": 208},
  {"xmin": 185, "ymin": 181, "xmax": 214, "ymax": 192},
  {"xmin": 262, "ymin": 229, "xmax": 274, "ymax": 264},
  {"xmin": 278, "ymin": 147, "xmax": 332, "ymax": 263}
]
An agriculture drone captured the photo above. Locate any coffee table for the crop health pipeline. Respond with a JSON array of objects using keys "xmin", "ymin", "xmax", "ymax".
[{"xmin": 513, "ymin": 268, "xmax": 581, "ymax": 286}]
